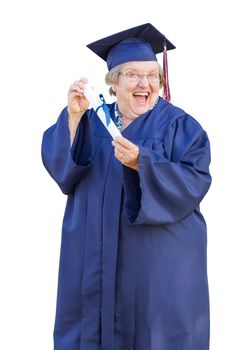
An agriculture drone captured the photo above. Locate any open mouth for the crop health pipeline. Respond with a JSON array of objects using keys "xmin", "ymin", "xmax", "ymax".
[{"xmin": 133, "ymin": 92, "xmax": 149, "ymax": 103}]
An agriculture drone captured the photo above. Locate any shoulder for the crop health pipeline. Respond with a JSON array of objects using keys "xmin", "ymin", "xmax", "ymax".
[
  {"xmin": 152, "ymin": 99, "xmax": 206, "ymax": 138},
  {"xmin": 157, "ymin": 98, "xmax": 186, "ymax": 120}
]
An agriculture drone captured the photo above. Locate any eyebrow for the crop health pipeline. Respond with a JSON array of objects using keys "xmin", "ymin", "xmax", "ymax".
[{"xmin": 123, "ymin": 68, "xmax": 159, "ymax": 73}]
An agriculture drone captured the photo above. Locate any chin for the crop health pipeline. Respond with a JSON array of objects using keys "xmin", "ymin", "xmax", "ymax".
[{"xmin": 134, "ymin": 106, "xmax": 150, "ymax": 115}]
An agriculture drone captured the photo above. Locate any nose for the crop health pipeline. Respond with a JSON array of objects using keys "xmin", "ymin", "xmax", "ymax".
[{"xmin": 138, "ymin": 75, "xmax": 149, "ymax": 87}]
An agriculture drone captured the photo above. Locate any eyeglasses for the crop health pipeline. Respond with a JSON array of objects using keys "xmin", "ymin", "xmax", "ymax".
[{"xmin": 119, "ymin": 71, "xmax": 160, "ymax": 84}]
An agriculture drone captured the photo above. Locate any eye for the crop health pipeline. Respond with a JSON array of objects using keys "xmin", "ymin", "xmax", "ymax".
[
  {"xmin": 148, "ymin": 73, "xmax": 159, "ymax": 79},
  {"xmin": 127, "ymin": 71, "xmax": 140, "ymax": 80},
  {"xmin": 145, "ymin": 72, "xmax": 160, "ymax": 84}
]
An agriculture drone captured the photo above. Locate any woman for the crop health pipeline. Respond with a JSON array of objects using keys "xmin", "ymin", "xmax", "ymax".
[{"xmin": 42, "ymin": 23, "xmax": 211, "ymax": 350}]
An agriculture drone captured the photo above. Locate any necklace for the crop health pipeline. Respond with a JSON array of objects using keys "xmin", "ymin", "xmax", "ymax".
[{"xmin": 114, "ymin": 103, "xmax": 123, "ymax": 130}]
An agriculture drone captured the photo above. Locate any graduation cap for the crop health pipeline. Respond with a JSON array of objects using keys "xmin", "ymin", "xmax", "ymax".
[{"xmin": 87, "ymin": 23, "xmax": 176, "ymax": 101}]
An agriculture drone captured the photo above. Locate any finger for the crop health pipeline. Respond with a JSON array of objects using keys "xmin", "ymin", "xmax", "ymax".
[
  {"xmin": 113, "ymin": 138, "xmax": 137, "ymax": 153},
  {"xmin": 79, "ymin": 77, "xmax": 89, "ymax": 84},
  {"xmin": 68, "ymin": 84, "xmax": 83, "ymax": 96},
  {"xmin": 69, "ymin": 91, "xmax": 85, "ymax": 98},
  {"xmin": 112, "ymin": 142, "xmax": 127, "ymax": 155},
  {"xmin": 69, "ymin": 79, "xmax": 88, "ymax": 94},
  {"xmin": 75, "ymin": 79, "xmax": 88, "ymax": 91},
  {"xmin": 114, "ymin": 150, "xmax": 124, "ymax": 162},
  {"xmin": 73, "ymin": 81, "xmax": 85, "ymax": 93},
  {"xmin": 113, "ymin": 137, "xmax": 134, "ymax": 149},
  {"xmin": 114, "ymin": 144, "xmax": 139, "ymax": 163},
  {"xmin": 115, "ymin": 140, "xmax": 139, "ymax": 157},
  {"xmin": 112, "ymin": 136, "xmax": 139, "ymax": 157},
  {"xmin": 113, "ymin": 143, "xmax": 127, "ymax": 158},
  {"xmin": 113, "ymin": 148, "xmax": 124, "ymax": 163}
]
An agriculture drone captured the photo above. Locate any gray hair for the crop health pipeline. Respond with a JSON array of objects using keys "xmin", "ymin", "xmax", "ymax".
[{"xmin": 105, "ymin": 63, "xmax": 164, "ymax": 96}]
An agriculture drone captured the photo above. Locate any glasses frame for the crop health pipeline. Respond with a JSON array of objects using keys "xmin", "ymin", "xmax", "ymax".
[{"xmin": 119, "ymin": 70, "xmax": 161, "ymax": 84}]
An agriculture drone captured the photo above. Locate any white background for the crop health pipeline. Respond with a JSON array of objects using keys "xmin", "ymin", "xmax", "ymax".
[{"xmin": 0, "ymin": 0, "xmax": 251, "ymax": 349}]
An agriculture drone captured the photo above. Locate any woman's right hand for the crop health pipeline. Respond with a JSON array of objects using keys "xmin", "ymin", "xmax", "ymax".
[
  {"xmin": 67, "ymin": 78, "xmax": 90, "ymax": 145},
  {"xmin": 67, "ymin": 77, "xmax": 90, "ymax": 119}
]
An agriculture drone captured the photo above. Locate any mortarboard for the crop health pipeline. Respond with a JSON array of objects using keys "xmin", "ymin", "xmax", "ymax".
[{"xmin": 87, "ymin": 23, "xmax": 176, "ymax": 101}]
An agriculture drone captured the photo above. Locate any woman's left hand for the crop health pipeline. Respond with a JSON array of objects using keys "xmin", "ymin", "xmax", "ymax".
[{"xmin": 112, "ymin": 137, "xmax": 139, "ymax": 171}]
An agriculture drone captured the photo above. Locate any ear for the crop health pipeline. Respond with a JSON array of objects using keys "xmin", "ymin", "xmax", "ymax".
[{"xmin": 111, "ymin": 84, "xmax": 117, "ymax": 94}]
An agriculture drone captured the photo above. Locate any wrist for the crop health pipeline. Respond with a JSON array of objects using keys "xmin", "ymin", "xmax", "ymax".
[{"xmin": 67, "ymin": 108, "xmax": 86, "ymax": 121}]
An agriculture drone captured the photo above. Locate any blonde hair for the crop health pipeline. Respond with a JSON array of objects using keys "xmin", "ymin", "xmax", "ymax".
[{"xmin": 105, "ymin": 62, "xmax": 164, "ymax": 96}]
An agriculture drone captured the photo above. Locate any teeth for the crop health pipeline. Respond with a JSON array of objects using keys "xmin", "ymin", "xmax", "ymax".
[{"xmin": 133, "ymin": 92, "xmax": 149, "ymax": 96}]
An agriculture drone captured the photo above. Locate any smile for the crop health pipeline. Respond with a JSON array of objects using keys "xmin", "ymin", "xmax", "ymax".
[{"xmin": 133, "ymin": 92, "xmax": 150, "ymax": 102}]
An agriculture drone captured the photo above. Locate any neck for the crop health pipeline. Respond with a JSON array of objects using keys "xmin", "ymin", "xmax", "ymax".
[
  {"xmin": 115, "ymin": 97, "xmax": 159, "ymax": 131},
  {"xmin": 121, "ymin": 115, "xmax": 135, "ymax": 131}
]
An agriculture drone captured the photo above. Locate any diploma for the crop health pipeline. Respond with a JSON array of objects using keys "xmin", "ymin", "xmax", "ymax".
[{"xmin": 84, "ymin": 85, "xmax": 121, "ymax": 138}]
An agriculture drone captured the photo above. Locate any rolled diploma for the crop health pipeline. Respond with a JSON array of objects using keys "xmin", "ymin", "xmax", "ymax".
[{"xmin": 84, "ymin": 85, "xmax": 121, "ymax": 138}]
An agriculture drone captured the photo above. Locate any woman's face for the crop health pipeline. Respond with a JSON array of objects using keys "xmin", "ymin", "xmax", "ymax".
[{"xmin": 112, "ymin": 61, "xmax": 160, "ymax": 120}]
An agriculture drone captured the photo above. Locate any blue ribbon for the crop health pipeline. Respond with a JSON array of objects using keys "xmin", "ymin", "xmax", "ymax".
[{"xmin": 96, "ymin": 94, "xmax": 111, "ymax": 127}]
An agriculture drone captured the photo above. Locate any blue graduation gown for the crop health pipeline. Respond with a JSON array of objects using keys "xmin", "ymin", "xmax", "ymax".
[{"xmin": 42, "ymin": 98, "xmax": 211, "ymax": 350}]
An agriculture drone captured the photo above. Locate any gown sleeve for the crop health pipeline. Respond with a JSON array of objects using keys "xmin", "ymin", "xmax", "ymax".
[
  {"xmin": 41, "ymin": 107, "xmax": 93, "ymax": 195},
  {"xmin": 123, "ymin": 114, "xmax": 212, "ymax": 225}
]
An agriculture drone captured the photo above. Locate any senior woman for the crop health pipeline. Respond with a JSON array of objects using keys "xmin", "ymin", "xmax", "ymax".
[{"xmin": 42, "ymin": 23, "xmax": 211, "ymax": 350}]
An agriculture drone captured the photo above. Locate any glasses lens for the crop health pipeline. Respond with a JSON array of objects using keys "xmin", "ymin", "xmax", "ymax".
[
  {"xmin": 126, "ymin": 72, "xmax": 140, "ymax": 81},
  {"xmin": 121, "ymin": 71, "xmax": 160, "ymax": 83},
  {"xmin": 147, "ymin": 73, "xmax": 159, "ymax": 83}
]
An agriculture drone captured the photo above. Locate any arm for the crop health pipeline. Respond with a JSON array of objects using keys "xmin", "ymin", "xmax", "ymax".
[
  {"xmin": 122, "ymin": 115, "xmax": 211, "ymax": 225},
  {"xmin": 41, "ymin": 108, "xmax": 93, "ymax": 195},
  {"xmin": 41, "ymin": 78, "xmax": 93, "ymax": 195},
  {"xmin": 67, "ymin": 78, "xmax": 90, "ymax": 144}
]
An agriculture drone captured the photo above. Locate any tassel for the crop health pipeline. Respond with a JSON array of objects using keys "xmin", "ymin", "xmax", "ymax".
[{"xmin": 162, "ymin": 42, "xmax": 171, "ymax": 102}]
